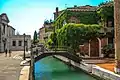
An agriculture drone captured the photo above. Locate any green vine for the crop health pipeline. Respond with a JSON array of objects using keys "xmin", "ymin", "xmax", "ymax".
[
  {"xmin": 48, "ymin": 23, "xmax": 102, "ymax": 53},
  {"xmin": 54, "ymin": 10, "xmax": 98, "ymax": 30},
  {"xmin": 67, "ymin": 11, "xmax": 98, "ymax": 24}
]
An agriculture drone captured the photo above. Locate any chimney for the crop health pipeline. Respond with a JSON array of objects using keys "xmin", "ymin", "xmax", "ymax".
[{"xmin": 56, "ymin": 7, "xmax": 59, "ymax": 17}]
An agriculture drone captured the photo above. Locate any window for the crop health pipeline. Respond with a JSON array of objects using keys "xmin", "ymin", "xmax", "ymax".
[
  {"xmin": 0, "ymin": 27, "xmax": 1, "ymax": 43},
  {"xmin": 2, "ymin": 23, "xmax": 5, "ymax": 34},
  {"xmin": 18, "ymin": 41, "xmax": 22, "ymax": 46},
  {"xmin": 12, "ymin": 41, "xmax": 16, "ymax": 46}
]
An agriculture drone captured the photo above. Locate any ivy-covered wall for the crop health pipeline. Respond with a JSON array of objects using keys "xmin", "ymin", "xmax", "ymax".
[
  {"xmin": 54, "ymin": 10, "xmax": 98, "ymax": 30},
  {"xmin": 47, "ymin": 23, "xmax": 102, "ymax": 53},
  {"xmin": 67, "ymin": 11, "xmax": 98, "ymax": 24},
  {"xmin": 54, "ymin": 10, "xmax": 67, "ymax": 30}
]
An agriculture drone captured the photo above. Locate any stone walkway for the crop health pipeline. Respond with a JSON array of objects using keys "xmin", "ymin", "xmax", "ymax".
[{"xmin": 0, "ymin": 51, "xmax": 24, "ymax": 80}]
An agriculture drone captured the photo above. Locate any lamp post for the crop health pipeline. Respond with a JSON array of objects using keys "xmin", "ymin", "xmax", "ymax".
[
  {"xmin": 23, "ymin": 33, "xmax": 26, "ymax": 60},
  {"xmin": 26, "ymin": 39, "xmax": 28, "ymax": 52}
]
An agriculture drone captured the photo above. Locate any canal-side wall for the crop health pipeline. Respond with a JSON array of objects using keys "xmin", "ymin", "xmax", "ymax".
[
  {"xmin": 54, "ymin": 55, "xmax": 120, "ymax": 80},
  {"xmin": 70, "ymin": 60, "xmax": 92, "ymax": 73},
  {"xmin": 92, "ymin": 65, "xmax": 120, "ymax": 80},
  {"xmin": 54, "ymin": 55, "xmax": 92, "ymax": 72}
]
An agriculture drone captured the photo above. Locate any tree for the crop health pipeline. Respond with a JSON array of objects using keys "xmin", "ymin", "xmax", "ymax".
[
  {"xmin": 33, "ymin": 30, "xmax": 38, "ymax": 44},
  {"xmin": 44, "ymin": 20, "xmax": 49, "ymax": 24}
]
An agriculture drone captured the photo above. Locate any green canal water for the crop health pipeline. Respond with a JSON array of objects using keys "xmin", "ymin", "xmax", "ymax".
[{"xmin": 35, "ymin": 56, "xmax": 97, "ymax": 80}]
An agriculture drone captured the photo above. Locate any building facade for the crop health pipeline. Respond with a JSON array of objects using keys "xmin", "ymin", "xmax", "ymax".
[
  {"xmin": 39, "ymin": 27, "xmax": 45, "ymax": 43},
  {"xmin": 54, "ymin": 5, "xmax": 97, "ymax": 25},
  {"xmin": 39, "ymin": 21, "xmax": 53, "ymax": 43},
  {"xmin": 0, "ymin": 13, "xmax": 15, "ymax": 52},
  {"xmin": 0, "ymin": 13, "xmax": 31, "ymax": 52},
  {"xmin": 9, "ymin": 35, "xmax": 31, "ymax": 51},
  {"xmin": 53, "ymin": 4, "xmax": 114, "ymax": 58}
]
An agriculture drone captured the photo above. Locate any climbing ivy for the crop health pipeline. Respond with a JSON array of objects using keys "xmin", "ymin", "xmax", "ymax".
[
  {"xmin": 54, "ymin": 9, "xmax": 98, "ymax": 30},
  {"xmin": 97, "ymin": 1, "xmax": 114, "ymax": 25},
  {"xmin": 67, "ymin": 11, "xmax": 98, "ymax": 24},
  {"xmin": 48, "ymin": 23, "xmax": 102, "ymax": 53},
  {"xmin": 54, "ymin": 10, "xmax": 67, "ymax": 30}
]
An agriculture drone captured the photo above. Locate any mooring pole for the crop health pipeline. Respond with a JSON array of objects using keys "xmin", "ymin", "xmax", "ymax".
[{"xmin": 30, "ymin": 45, "xmax": 35, "ymax": 80}]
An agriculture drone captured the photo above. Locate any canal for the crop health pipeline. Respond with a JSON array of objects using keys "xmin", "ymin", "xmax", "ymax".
[{"xmin": 35, "ymin": 56, "xmax": 97, "ymax": 80}]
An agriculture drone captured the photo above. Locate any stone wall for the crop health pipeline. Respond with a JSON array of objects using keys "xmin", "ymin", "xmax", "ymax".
[
  {"xmin": 92, "ymin": 65, "xmax": 120, "ymax": 80},
  {"xmin": 54, "ymin": 55, "xmax": 92, "ymax": 72},
  {"xmin": 54, "ymin": 55, "xmax": 120, "ymax": 80},
  {"xmin": 39, "ymin": 27, "xmax": 45, "ymax": 42}
]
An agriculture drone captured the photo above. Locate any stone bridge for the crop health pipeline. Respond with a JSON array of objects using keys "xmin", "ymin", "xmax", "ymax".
[{"xmin": 34, "ymin": 51, "xmax": 82, "ymax": 63}]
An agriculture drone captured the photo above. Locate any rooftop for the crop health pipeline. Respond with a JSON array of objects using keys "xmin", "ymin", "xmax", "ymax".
[{"xmin": 67, "ymin": 5, "xmax": 97, "ymax": 12}]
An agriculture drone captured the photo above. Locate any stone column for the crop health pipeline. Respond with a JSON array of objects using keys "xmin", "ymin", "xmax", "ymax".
[{"xmin": 114, "ymin": 0, "xmax": 120, "ymax": 73}]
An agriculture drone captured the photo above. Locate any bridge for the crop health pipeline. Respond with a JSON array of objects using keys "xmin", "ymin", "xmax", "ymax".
[
  {"xmin": 34, "ymin": 51, "xmax": 82, "ymax": 63},
  {"xmin": 30, "ymin": 45, "xmax": 82, "ymax": 63},
  {"xmin": 30, "ymin": 45, "xmax": 82, "ymax": 80}
]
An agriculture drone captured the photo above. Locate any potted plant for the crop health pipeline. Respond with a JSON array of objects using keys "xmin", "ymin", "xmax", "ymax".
[{"xmin": 102, "ymin": 44, "xmax": 114, "ymax": 58}]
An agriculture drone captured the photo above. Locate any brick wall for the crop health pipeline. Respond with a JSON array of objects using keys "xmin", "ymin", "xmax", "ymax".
[
  {"xmin": 101, "ymin": 38, "xmax": 108, "ymax": 48},
  {"xmin": 80, "ymin": 43, "xmax": 89, "ymax": 56},
  {"xmin": 79, "ymin": 38, "xmax": 108, "ymax": 57}
]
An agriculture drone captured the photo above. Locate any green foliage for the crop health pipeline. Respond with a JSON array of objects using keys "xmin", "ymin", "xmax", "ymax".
[
  {"xmin": 104, "ymin": 44, "xmax": 113, "ymax": 50},
  {"xmin": 54, "ymin": 10, "xmax": 67, "ymax": 29},
  {"xmin": 102, "ymin": 44, "xmax": 114, "ymax": 58},
  {"xmin": 45, "ymin": 27, "xmax": 53, "ymax": 32},
  {"xmin": 67, "ymin": 11, "xmax": 98, "ymax": 24},
  {"xmin": 54, "ymin": 10, "xmax": 98, "ymax": 30},
  {"xmin": 98, "ymin": 1, "xmax": 113, "ymax": 7},
  {"xmin": 97, "ymin": 1, "xmax": 114, "ymax": 23},
  {"xmin": 44, "ymin": 19, "xmax": 53, "ymax": 24},
  {"xmin": 48, "ymin": 23, "xmax": 102, "ymax": 53},
  {"xmin": 46, "ymin": 38, "xmax": 53, "ymax": 48},
  {"xmin": 49, "ymin": 32, "xmax": 58, "ymax": 46}
]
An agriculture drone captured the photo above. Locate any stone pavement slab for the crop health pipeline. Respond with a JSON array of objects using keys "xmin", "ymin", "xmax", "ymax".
[
  {"xmin": 0, "ymin": 51, "xmax": 24, "ymax": 80},
  {"xmin": 19, "ymin": 66, "xmax": 30, "ymax": 80}
]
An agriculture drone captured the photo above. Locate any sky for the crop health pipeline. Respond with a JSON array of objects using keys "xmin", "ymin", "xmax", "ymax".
[{"xmin": 0, "ymin": 0, "xmax": 108, "ymax": 37}]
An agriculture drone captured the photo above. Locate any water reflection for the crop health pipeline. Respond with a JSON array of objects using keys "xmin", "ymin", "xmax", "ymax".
[{"xmin": 35, "ymin": 57, "xmax": 96, "ymax": 80}]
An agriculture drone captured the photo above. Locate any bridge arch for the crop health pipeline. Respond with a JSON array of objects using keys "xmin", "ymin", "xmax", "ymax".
[{"xmin": 35, "ymin": 51, "xmax": 82, "ymax": 63}]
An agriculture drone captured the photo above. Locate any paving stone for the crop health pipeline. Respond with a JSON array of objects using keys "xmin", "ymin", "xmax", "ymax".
[{"xmin": 0, "ymin": 51, "xmax": 24, "ymax": 80}]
